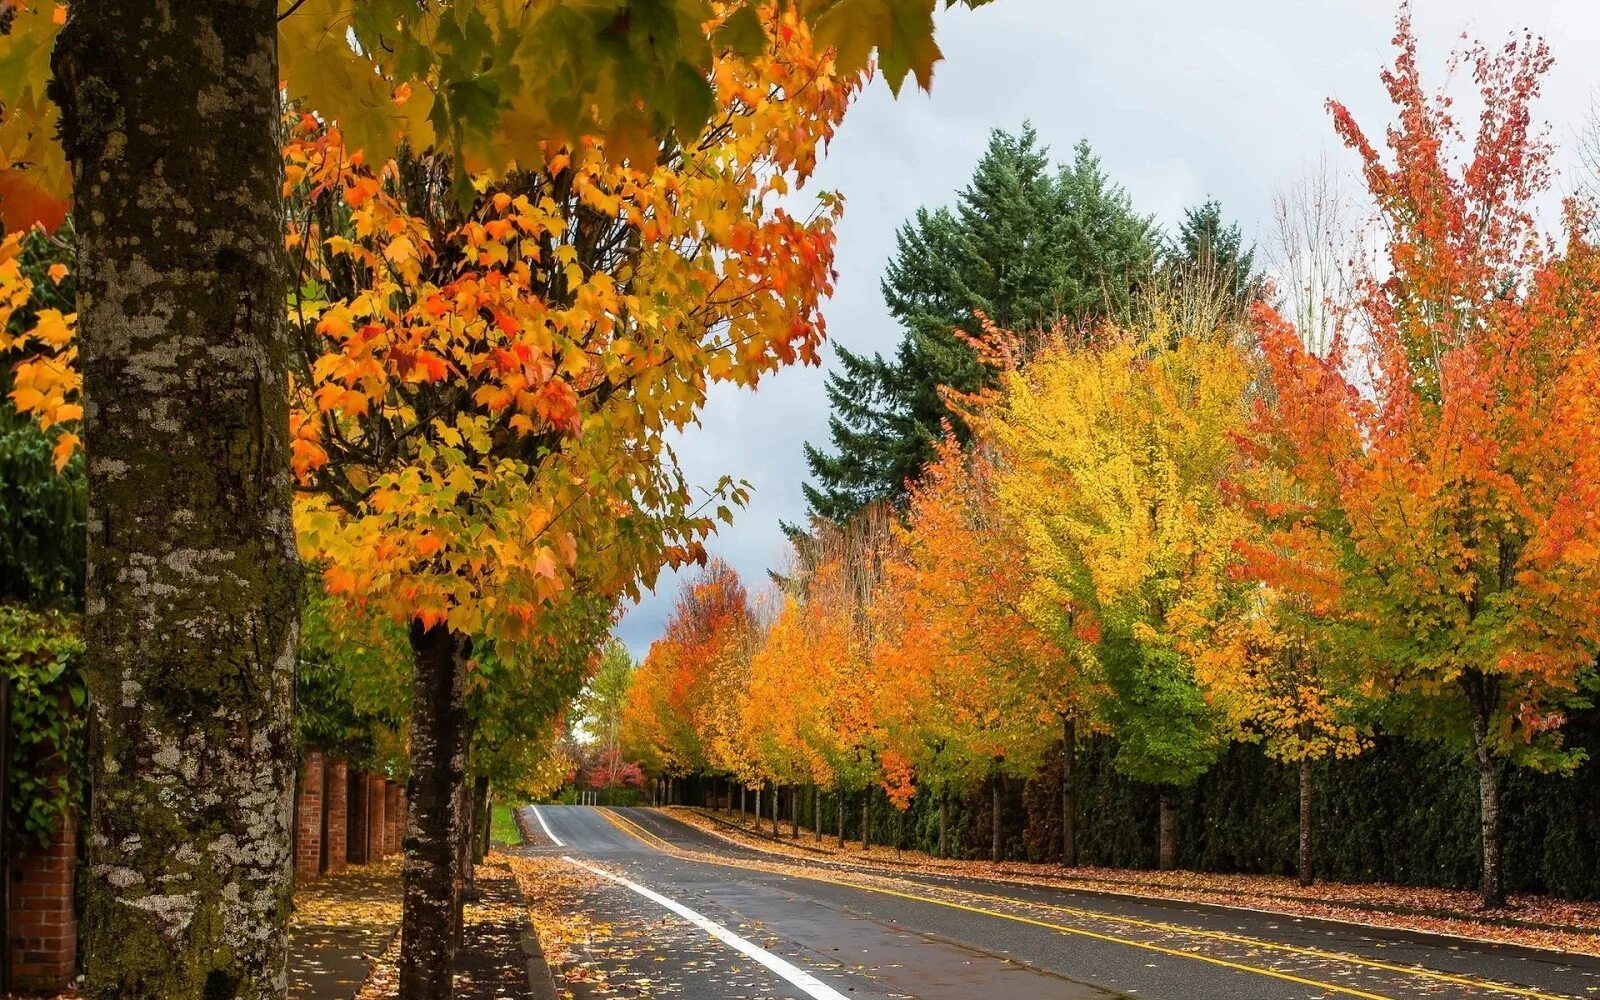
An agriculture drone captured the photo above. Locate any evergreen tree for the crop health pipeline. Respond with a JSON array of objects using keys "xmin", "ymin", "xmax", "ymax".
[
  {"xmin": 802, "ymin": 128, "xmax": 1156, "ymax": 522},
  {"xmin": 1167, "ymin": 198, "xmax": 1261, "ymax": 309}
]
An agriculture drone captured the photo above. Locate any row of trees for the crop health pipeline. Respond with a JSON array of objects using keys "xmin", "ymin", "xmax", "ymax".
[
  {"xmin": 0, "ymin": 2, "xmax": 993, "ymax": 997},
  {"xmin": 622, "ymin": 16, "xmax": 1600, "ymax": 910}
]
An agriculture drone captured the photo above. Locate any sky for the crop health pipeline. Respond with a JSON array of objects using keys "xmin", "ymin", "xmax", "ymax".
[{"xmin": 612, "ymin": 0, "xmax": 1600, "ymax": 660}]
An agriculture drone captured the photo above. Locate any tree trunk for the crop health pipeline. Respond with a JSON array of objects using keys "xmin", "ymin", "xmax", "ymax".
[
  {"xmin": 54, "ymin": 3, "xmax": 298, "ymax": 996},
  {"xmin": 836, "ymin": 788, "xmax": 845, "ymax": 848},
  {"xmin": 453, "ymin": 775, "xmax": 472, "ymax": 955},
  {"xmin": 1297, "ymin": 757, "xmax": 1314, "ymax": 888},
  {"xmin": 861, "ymin": 791, "xmax": 871, "ymax": 850},
  {"xmin": 1061, "ymin": 716, "xmax": 1077, "ymax": 867},
  {"xmin": 739, "ymin": 784, "xmax": 746, "ymax": 818},
  {"xmin": 790, "ymin": 787, "xmax": 799, "ymax": 839},
  {"xmin": 471, "ymin": 776, "xmax": 491, "ymax": 864},
  {"xmin": 938, "ymin": 791, "xmax": 948, "ymax": 858},
  {"xmin": 1158, "ymin": 788, "xmax": 1178, "ymax": 871},
  {"xmin": 479, "ymin": 784, "xmax": 493, "ymax": 859},
  {"xmin": 1461, "ymin": 671, "xmax": 1506, "ymax": 909},
  {"xmin": 399, "ymin": 622, "xmax": 471, "ymax": 1000},
  {"xmin": 991, "ymin": 772, "xmax": 1003, "ymax": 862},
  {"xmin": 813, "ymin": 784, "xmax": 822, "ymax": 841},
  {"xmin": 770, "ymin": 782, "xmax": 779, "ymax": 837}
]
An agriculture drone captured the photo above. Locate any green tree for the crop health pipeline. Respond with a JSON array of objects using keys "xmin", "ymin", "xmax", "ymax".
[
  {"xmin": 1165, "ymin": 199, "xmax": 1260, "ymax": 309},
  {"xmin": 582, "ymin": 640, "xmax": 637, "ymax": 782},
  {"xmin": 802, "ymin": 129, "xmax": 1156, "ymax": 521}
]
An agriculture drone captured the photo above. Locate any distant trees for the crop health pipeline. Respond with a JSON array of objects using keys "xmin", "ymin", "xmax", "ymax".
[{"xmin": 623, "ymin": 15, "xmax": 1600, "ymax": 910}]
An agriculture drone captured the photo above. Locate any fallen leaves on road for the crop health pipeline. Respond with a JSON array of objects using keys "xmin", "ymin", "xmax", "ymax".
[{"xmin": 664, "ymin": 806, "xmax": 1600, "ymax": 956}]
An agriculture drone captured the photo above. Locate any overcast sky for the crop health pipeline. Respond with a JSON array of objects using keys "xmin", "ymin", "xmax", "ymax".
[{"xmin": 612, "ymin": 0, "xmax": 1600, "ymax": 660}]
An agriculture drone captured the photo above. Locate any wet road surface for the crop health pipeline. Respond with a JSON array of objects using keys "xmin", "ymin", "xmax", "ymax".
[{"xmin": 514, "ymin": 804, "xmax": 1600, "ymax": 1000}]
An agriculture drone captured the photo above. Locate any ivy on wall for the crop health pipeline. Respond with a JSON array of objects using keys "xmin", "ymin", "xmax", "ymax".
[{"xmin": 2, "ymin": 605, "xmax": 86, "ymax": 849}]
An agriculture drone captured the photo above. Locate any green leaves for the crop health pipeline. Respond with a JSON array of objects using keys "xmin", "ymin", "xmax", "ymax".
[
  {"xmin": 0, "ymin": 605, "xmax": 85, "ymax": 850},
  {"xmin": 713, "ymin": 5, "xmax": 770, "ymax": 59}
]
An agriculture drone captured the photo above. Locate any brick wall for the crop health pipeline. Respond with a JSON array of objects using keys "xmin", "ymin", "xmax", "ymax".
[
  {"xmin": 324, "ymin": 758, "xmax": 348, "ymax": 874},
  {"xmin": 385, "ymin": 782, "xmax": 403, "ymax": 855},
  {"xmin": 294, "ymin": 749, "xmax": 325, "ymax": 882},
  {"xmin": 366, "ymin": 773, "xmax": 388, "ymax": 861},
  {"xmin": 6, "ymin": 807, "xmax": 77, "ymax": 991}
]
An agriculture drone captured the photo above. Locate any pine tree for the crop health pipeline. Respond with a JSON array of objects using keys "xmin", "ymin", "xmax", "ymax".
[
  {"xmin": 1167, "ymin": 199, "xmax": 1261, "ymax": 309},
  {"xmin": 802, "ymin": 128, "xmax": 1155, "ymax": 521}
]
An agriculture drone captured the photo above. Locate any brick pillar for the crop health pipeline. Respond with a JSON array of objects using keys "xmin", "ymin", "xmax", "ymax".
[
  {"xmin": 366, "ymin": 772, "xmax": 388, "ymax": 861},
  {"xmin": 347, "ymin": 770, "xmax": 369, "ymax": 864},
  {"xmin": 386, "ymin": 781, "xmax": 404, "ymax": 855},
  {"xmin": 324, "ymin": 758, "xmax": 348, "ymax": 874},
  {"xmin": 294, "ymin": 749, "xmax": 325, "ymax": 882},
  {"xmin": 7, "ymin": 808, "xmax": 78, "ymax": 991}
]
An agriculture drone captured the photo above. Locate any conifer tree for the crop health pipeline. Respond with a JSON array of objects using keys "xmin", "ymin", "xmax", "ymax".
[{"xmin": 802, "ymin": 129, "xmax": 1155, "ymax": 522}]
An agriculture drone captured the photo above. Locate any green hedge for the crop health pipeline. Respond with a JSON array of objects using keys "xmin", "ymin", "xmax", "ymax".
[{"xmin": 677, "ymin": 709, "xmax": 1600, "ymax": 898}]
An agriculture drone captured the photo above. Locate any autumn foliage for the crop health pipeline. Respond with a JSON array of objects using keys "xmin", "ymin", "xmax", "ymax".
[{"xmin": 616, "ymin": 14, "xmax": 1600, "ymax": 906}]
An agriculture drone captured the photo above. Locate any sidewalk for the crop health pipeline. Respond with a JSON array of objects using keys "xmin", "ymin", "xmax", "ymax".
[
  {"xmin": 289, "ymin": 860, "xmax": 403, "ymax": 1000},
  {"xmin": 289, "ymin": 833, "xmax": 555, "ymax": 999}
]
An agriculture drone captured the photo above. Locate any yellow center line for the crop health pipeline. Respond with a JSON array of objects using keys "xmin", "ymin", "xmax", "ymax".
[{"xmin": 595, "ymin": 807, "xmax": 1575, "ymax": 1000}]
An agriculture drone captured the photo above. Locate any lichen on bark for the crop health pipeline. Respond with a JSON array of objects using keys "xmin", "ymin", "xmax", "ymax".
[{"xmin": 49, "ymin": 1, "xmax": 299, "ymax": 997}]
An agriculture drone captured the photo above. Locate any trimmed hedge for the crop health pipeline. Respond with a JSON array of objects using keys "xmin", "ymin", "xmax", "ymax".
[{"xmin": 680, "ymin": 708, "xmax": 1600, "ymax": 898}]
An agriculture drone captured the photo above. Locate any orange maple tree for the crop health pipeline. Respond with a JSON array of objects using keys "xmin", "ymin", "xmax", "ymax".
[
  {"xmin": 259, "ymin": 8, "xmax": 859, "ymax": 989},
  {"xmin": 871, "ymin": 433, "xmax": 1073, "ymax": 860},
  {"xmin": 1250, "ymin": 15, "xmax": 1600, "ymax": 908}
]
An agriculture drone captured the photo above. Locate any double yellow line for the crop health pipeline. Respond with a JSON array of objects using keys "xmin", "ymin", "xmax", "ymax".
[{"xmin": 593, "ymin": 807, "xmax": 1574, "ymax": 1000}]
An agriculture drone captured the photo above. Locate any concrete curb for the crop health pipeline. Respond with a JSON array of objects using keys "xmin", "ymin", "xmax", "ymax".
[
  {"xmin": 518, "ymin": 920, "xmax": 560, "ymax": 1000},
  {"xmin": 506, "ymin": 807, "xmax": 563, "ymax": 1000}
]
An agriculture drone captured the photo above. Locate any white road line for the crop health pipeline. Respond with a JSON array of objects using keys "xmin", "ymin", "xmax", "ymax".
[
  {"xmin": 529, "ymin": 805, "xmax": 565, "ymax": 847},
  {"xmin": 562, "ymin": 855, "xmax": 849, "ymax": 1000}
]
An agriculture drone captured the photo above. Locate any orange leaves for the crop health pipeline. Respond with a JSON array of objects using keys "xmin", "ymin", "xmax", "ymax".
[
  {"xmin": 1241, "ymin": 16, "xmax": 1600, "ymax": 770},
  {"xmin": 0, "ymin": 233, "xmax": 78, "ymax": 465}
]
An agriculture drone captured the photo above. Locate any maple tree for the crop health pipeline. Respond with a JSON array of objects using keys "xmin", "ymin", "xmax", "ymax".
[
  {"xmin": 0, "ymin": 0, "xmax": 989, "ymax": 994},
  {"xmin": 870, "ymin": 433, "xmax": 1071, "ymax": 860},
  {"xmin": 622, "ymin": 560, "xmax": 757, "ymax": 787},
  {"xmin": 990, "ymin": 310, "xmax": 1249, "ymax": 870},
  {"xmin": 279, "ymin": 7, "xmax": 863, "ymax": 989},
  {"xmin": 1251, "ymin": 15, "xmax": 1600, "ymax": 909}
]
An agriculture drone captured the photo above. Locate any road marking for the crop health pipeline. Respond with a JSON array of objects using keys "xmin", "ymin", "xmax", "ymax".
[
  {"xmin": 528, "ymin": 805, "xmax": 564, "ymax": 847},
  {"xmin": 599, "ymin": 808, "xmax": 675, "ymax": 851},
  {"xmin": 602, "ymin": 808, "xmax": 1575, "ymax": 1000},
  {"xmin": 644, "ymin": 811, "xmax": 1579, "ymax": 1000},
  {"xmin": 561, "ymin": 854, "xmax": 851, "ymax": 1000}
]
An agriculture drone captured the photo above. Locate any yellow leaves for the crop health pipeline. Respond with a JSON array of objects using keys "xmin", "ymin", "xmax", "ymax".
[
  {"xmin": 382, "ymin": 234, "xmax": 421, "ymax": 283},
  {"xmin": 278, "ymin": 0, "xmax": 413, "ymax": 162}
]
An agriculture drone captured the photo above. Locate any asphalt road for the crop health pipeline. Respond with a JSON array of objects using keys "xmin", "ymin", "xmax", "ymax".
[{"xmin": 516, "ymin": 804, "xmax": 1600, "ymax": 1000}]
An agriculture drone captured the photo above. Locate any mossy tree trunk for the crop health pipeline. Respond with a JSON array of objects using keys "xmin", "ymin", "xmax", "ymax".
[
  {"xmin": 52, "ymin": 2, "xmax": 298, "ymax": 997},
  {"xmin": 400, "ymin": 622, "xmax": 472, "ymax": 1000}
]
